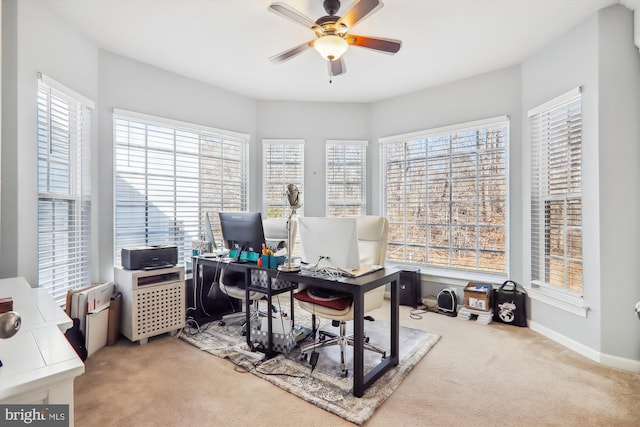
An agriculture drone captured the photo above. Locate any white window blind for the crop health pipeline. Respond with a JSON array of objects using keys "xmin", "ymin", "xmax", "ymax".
[
  {"xmin": 262, "ymin": 139, "xmax": 305, "ymax": 219},
  {"xmin": 380, "ymin": 117, "xmax": 509, "ymax": 275},
  {"xmin": 37, "ymin": 74, "xmax": 94, "ymax": 306},
  {"xmin": 326, "ymin": 140, "xmax": 367, "ymax": 217},
  {"xmin": 529, "ymin": 88, "xmax": 583, "ymax": 294},
  {"xmin": 114, "ymin": 110, "xmax": 249, "ymax": 265}
]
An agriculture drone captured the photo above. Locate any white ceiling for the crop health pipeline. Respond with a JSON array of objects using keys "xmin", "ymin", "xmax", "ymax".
[{"xmin": 45, "ymin": 0, "xmax": 620, "ymax": 103}]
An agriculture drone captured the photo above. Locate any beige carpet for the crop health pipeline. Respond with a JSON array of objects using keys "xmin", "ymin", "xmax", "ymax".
[
  {"xmin": 74, "ymin": 302, "xmax": 640, "ymax": 427},
  {"xmin": 179, "ymin": 313, "xmax": 439, "ymax": 425}
]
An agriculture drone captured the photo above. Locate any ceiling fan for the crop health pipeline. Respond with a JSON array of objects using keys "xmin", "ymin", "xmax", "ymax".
[{"xmin": 268, "ymin": 0, "xmax": 402, "ymax": 81}]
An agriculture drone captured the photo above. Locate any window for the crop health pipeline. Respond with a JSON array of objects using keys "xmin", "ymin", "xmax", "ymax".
[
  {"xmin": 37, "ymin": 74, "xmax": 94, "ymax": 305},
  {"xmin": 380, "ymin": 116, "xmax": 509, "ymax": 276},
  {"xmin": 529, "ymin": 88, "xmax": 582, "ymax": 294},
  {"xmin": 326, "ymin": 140, "xmax": 367, "ymax": 217},
  {"xmin": 114, "ymin": 110, "xmax": 249, "ymax": 264},
  {"xmin": 262, "ymin": 139, "xmax": 304, "ymax": 219}
]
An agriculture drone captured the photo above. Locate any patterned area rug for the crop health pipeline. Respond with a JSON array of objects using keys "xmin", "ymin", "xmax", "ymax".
[{"xmin": 180, "ymin": 308, "xmax": 439, "ymax": 425}]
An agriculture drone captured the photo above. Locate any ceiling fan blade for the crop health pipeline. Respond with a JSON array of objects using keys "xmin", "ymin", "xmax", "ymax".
[
  {"xmin": 336, "ymin": 0, "xmax": 383, "ymax": 30},
  {"xmin": 329, "ymin": 57, "xmax": 346, "ymax": 76},
  {"xmin": 346, "ymin": 34, "xmax": 401, "ymax": 54},
  {"xmin": 269, "ymin": 40, "xmax": 314, "ymax": 63},
  {"xmin": 268, "ymin": 2, "xmax": 318, "ymax": 30}
]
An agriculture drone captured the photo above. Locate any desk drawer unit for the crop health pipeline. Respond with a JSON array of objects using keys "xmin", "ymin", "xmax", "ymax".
[{"xmin": 115, "ymin": 266, "xmax": 185, "ymax": 344}]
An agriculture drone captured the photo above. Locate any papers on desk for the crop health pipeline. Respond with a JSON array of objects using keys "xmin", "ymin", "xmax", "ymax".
[{"xmin": 338, "ymin": 264, "xmax": 384, "ymax": 278}]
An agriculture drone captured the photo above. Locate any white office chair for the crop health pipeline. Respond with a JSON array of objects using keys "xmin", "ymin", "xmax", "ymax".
[
  {"xmin": 295, "ymin": 215, "xmax": 388, "ymax": 377},
  {"xmin": 262, "ymin": 217, "xmax": 296, "ymax": 253},
  {"xmin": 218, "ymin": 217, "xmax": 297, "ymax": 331}
]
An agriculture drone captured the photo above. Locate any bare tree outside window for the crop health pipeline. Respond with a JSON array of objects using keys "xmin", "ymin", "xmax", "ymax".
[{"xmin": 381, "ymin": 117, "xmax": 509, "ymax": 275}]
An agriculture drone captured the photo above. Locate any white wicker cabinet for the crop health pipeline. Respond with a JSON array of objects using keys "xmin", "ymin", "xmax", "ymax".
[{"xmin": 114, "ymin": 265, "xmax": 185, "ymax": 344}]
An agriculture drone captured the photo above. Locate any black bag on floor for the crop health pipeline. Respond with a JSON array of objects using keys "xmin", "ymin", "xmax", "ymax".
[{"xmin": 493, "ymin": 280, "xmax": 527, "ymax": 327}]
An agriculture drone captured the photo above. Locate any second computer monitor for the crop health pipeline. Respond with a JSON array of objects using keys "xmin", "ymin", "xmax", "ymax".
[
  {"xmin": 297, "ymin": 216, "xmax": 360, "ymax": 271},
  {"xmin": 204, "ymin": 211, "xmax": 217, "ymax": 251},
  {"xmin": 218, "ymin": 211, "xmax": 266, "ymax": 254}
]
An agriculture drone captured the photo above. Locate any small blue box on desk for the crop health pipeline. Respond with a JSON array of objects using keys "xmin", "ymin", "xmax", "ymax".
[{"xmin": 261, "ymin": 255, "xmax": 285, "ymax": 269}]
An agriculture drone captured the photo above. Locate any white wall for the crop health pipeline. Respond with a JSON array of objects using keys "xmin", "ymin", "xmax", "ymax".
[
  {"xmin": 522, "ymin": 4, "xmax": 640, "ymax": 364},
  {"xmin": 0, "ymin": 0, "xmax": 99, "ymax": 284},
  {"xmin": 256, "ymin": 101, "xmax": 370, "ymax": 216},
  {"xmin": 97, "ymin": 50, "xmax": 257, "ymax": 281},
  {"xmin": 596, "ymin": 5, "xmax": 640, "ymax": 361},
  {"xmin": 371, "ymin": 66, "xmax": 523, "ymax": 287},
  {"xmin": 522, "ymin": 5, "xmax": 602, "ymax": 353},
  {"xmin": 1, "ymin": 0, "xmax": 17, "ymax": 279}
]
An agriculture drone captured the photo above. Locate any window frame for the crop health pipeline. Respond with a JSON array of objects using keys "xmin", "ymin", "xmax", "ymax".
[
  {"xmin": 262, "ymin": 139, "xmax": 305, "ymax": 219},
  {"xmin": 37, "ymin": 73, "xmax": 94, "ymax": 306},
  {"xmin": 325, "ymin": 139, "xmax": 367, "ymax": 217},
  {"xmin": 113, "ymin": 109, "xmax": 250, "ymax": 264},
  {"xmin": 528, "ymin": 87, "xmax": 584, "ymax": 298},
  {"xmin": 379, "ymin": 116, "xmax": 510, "ymax": 281}
]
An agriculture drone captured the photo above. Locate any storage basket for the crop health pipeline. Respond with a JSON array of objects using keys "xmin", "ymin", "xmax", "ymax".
[{"xmin": 250, "ymin": 269, "xmax": 293, "ymax": 291}]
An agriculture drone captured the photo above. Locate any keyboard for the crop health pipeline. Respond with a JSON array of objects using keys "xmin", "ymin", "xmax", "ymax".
[{"xmin": 201, "ymin": 250, "xmax": 228, "ymax": 258}]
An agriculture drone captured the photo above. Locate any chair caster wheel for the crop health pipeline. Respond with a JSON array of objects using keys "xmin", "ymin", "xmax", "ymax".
[
  {"xmin": 365, "ymin": 337, "xmax": 370, "ymax": 343},
  {"xmin": 241, "ymin": 330, "xmax": 247, "ymax": 336},
  {"xmin": 300, "ymin": 353, "xmax": 307, "ymax": 361},
  {"xmin": 341, "ymin": 369, "xmax": 348, "ymax": 378},
  {"xmin": 219, "ymin": 321, "xmax": 225, "ymax": 326}
]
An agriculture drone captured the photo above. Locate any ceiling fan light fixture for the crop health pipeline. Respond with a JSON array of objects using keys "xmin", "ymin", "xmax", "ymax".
[{"xmin": 313, "ymin": 34, "xmax": 348, "ymax": 61}]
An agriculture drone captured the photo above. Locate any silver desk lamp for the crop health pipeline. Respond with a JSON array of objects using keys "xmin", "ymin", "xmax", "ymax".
[
  {"xmin": 0, "ymin": 311, "xmax": 22, "ymax": 367},
  {"xmin": 278, "ymin": 184, "xmax": 302, "ymax": 273}
]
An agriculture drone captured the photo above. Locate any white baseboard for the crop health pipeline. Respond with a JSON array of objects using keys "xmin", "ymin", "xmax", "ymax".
[
  {"xmin": 529, "ymin": 320, "xmax": 640, "ymax": 373},
  {"xmin": 386, "ymin": 291, "xmax": 640, "ymax": 372},
  {"xmin": 599, "ymin": 352, "xmax": 640, "ymax": 373}
]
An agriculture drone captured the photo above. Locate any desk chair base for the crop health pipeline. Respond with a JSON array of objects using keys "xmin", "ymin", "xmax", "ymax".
[
  {"xmin": 300, "ymin": 320, "xmax": 386, "ymax": 378},
  {"xmin": 220, "ymin": 300, "xmax": 286, "ymax": 334},
  {"xmin": 219, "ymin": 300, "xmax": 261, "ymax": 334}
]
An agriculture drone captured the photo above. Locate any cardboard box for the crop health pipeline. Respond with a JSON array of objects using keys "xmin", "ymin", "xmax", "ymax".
[{"xmin": 464, "ymin": 282, "xmax": 493, "ymax": 312}]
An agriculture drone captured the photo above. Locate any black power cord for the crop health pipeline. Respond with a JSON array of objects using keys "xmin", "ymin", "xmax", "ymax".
[{"xmin": 309, "ymin": 351, "xmax": 319, "ymax": 373}]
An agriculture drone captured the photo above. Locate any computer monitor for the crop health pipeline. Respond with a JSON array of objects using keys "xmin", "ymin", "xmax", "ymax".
[
  {"xmin": 219, "ymin": 211, "xmax": 266, "ymax": 258},
  {"xmin": 204, "ymin": 211, "xmax": 217, "ymax": 251},
  {"xmin": 297, "ymin": 217, "xmax": 360, "ymax": 271}
]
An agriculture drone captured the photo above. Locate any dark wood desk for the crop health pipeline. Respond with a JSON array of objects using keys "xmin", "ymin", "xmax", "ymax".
[
  {"xmin": 193, "ymin": 257, "xmax": 400, "ymax": 397},
  {"xmin": 280, "ymin": 267, "xmax": 400, "ymax": 398},
  {"xmin": 192, "ymin": 257, "xmax": 297, "ymax": 357}
]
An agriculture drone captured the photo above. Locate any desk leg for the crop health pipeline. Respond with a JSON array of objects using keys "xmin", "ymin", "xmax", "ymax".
[
  {"xmin": 289, "ymin": 288, "xmax": 295, "ymax": 327},
  {"xmin": 390, "ymin": 276, "xmax": 400, "ymax": 366},
  {"xmin": 353, "ymin": 291, "xmax": 365, "ymax": 397},
  {"xmin": 355, "ymin": 274, "xmax": 400, "ymax": 397},
  {"xmin": 266, "ymin": 284, "xmax": 273, "ymax": 355},
  {"xmin": 245, "ymin": 270, "xmax": 251, "ymax": 347}
]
